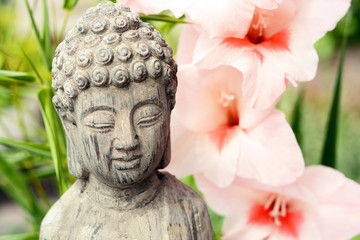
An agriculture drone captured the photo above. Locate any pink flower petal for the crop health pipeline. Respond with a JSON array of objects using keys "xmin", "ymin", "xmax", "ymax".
[
  {"xmin": 250, "ymin": 0, "xmax": 282, "ymax": 9},
  {"xmin": 195, "ymin": 174, "xmax": 258, "ymax": 215},
  {"xmin": 299, "ymin": 166, "xmax": 360, "ymax": 204},
  {"xmin": 193, "ymin": 31, "xmax": 288, "ymax": 109},
  {"xmin": 168, "ymin": 0, "xmax": 193, "ymax": 18},
  {"xmin": 290, "ymin": 0, "xmax": 351, "ymax": 44},
  {"xmin": 203, "ymin": 128, "xmax": 242, "ymax": 187},
  {"xmin": 185, "ymin": 0, "xmax": 256, "ymax": 38},
  {"xmin": 260, "ymin": 42, "xmax": 319, "ymax": 83},
  {"xmin": 224, "ymin": 223, "xmax": 271, "ymax": 240},
  {"xmin": 240, "ymin": 53, "xmax": 286, "ymax": 109},
  {"xmin": 174, "ymin": 65, "xmax": 227, "ymax": 133},
  {"xmin": 297, "ymin": 166, "xmax": 360, "ymax": 240},
  {"xmin": 176, "ymin": 25, "xmax": 200, "ymax": 65},
  {"xmin": 237, "ymin": 109, "xmax": 304, "ymax": 185},
  {"xmin": 166, "ymin": 111, "xmax": 208, "ymax": 178}
]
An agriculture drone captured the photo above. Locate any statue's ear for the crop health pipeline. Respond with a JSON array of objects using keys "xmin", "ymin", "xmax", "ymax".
[
  {"xmin": 61, "ymin": 115, "xmax": 89, "ymax": 180},
  {"xmin": 157, "ymin": 133, "xmax": 171, "ymax": 169}
]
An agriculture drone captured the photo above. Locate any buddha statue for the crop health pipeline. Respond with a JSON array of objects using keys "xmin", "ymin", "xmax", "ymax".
[{"xmin": 40, "ymin": 2, "xmax": 213, "ymax": 239}]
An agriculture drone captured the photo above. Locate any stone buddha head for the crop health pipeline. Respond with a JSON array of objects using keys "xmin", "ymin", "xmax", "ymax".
[{"xmin": 51, "ymin": 1, "xmax": 177, "ymax": 189}]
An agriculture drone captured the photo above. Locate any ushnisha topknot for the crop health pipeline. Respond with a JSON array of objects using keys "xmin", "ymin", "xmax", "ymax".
[{"xmin": 51, "ymin": 1, "xmax": 177, "ymax": 122}]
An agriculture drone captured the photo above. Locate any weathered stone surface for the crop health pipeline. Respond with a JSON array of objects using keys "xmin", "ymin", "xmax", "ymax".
[{"xmin": 40, "ymin": 1, "xmax": 213, "ymax": 239}]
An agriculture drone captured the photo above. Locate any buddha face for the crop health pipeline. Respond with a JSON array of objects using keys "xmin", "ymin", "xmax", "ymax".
[{"xmin": 68, "ymin": 79, "xmax": 169, "ymax": 188}]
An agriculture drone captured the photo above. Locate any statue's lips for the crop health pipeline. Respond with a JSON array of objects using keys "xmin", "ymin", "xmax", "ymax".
[{"xmin": 111, "ymin": 155, "xmax": 141, "ymax": 170}]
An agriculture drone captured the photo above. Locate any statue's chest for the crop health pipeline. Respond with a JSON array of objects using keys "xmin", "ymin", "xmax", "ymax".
[
  {"xmin": 65, "ymin": 205, "xmax": 164, "ymax": 239},
  {"xmin": 64, "ymin": 201, "xmax": 196, "ymax": 240}
]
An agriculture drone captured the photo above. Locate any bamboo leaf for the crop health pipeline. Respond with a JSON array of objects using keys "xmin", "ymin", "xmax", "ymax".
[
  {"xmin": 38, "ymin": 87, "xmax": 69, "ymax": 194},
  {"xmin": 28, "ymin": 164, "xmax": 55, "ymax": 179},
  {"xmin": 0, "ymin": 153, "xmax": 45, "ymax": 227},
  {"xmin": 42, "ymin": 0, "xmax": 52, "ymax": 72},
  {"xmin": 139, "ymin": 14, "xmax": 189, "ymax": 24},
  {"xmin": 0, "ymin": 70, "xmax": 36, "ymax": 85},
  {"xmin": 0, "ymin": 137, "xmax": 51, "ymax": 157},
  {"xmin": 63, "ymin": 0, "xmax": 79, "ymax": 10},
  {"xmin": 321, "ymin": 11, "xmax": 352, "ymax": 168},
  {"xmin": 0, "ymin": 70, "xmax": 36, "ymax": 82},
  {"xmin": 24, "ymin": 0, "xmax": 41, "ymax": 45},
  {"xmin": 19, "ymin": 46, "xmax": 45, "ymax": 85},
  {"xmin": 24, "ymin": 0, "xmax": 51, "ymax": 72}
]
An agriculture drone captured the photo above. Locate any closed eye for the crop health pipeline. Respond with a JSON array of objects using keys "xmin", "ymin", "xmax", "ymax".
[
  {"xmin": 136, "ymin": 112, "xmax": 162, "ymax": 128},
  {"xmin": 82, "ymin": 109, "xmax": 115, "ymax": 132},
  {"xmin": 85, "ymin": 122, "xmax": 114, "ymax": 129}
]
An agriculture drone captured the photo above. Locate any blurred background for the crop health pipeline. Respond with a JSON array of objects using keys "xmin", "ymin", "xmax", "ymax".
[{"xmin": 0, "ymin": 0, "xmax": 359, "ymax": 239}]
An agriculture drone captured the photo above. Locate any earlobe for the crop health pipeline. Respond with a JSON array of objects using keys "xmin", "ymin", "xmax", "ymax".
[
  {"xmin": 157, "ymin": 134, "xmax": 171, "ymax": 169},
  {"xmin": 61, "ymin": 116, "xmax": 90, "ymax": 179},
  {"xmin": 67, "ymin": 136, "xmax": 89, "ymax": 179}
]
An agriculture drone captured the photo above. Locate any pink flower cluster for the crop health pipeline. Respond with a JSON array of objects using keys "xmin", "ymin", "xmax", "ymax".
[{"xmin": 122, "ymin": 0, "xmax": 360, "ymax": 239}]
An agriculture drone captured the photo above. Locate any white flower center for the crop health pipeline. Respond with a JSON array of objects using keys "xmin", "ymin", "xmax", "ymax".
[
  {"xmin": 264, "ymin": 193, "xmax": 288, "ymax": 226},
  {"xmin": 219, "ymin": 89, "xmax": 235, "ymax": 107},
  {"xmin": 247, "ymin": 9, "xmax": 274, "ymax": 44}
]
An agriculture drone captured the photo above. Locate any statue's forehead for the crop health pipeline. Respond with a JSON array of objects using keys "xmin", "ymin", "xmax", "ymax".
[{"xmin": 75, "ymin": 80, "xmax": 166, "ymax": 115}]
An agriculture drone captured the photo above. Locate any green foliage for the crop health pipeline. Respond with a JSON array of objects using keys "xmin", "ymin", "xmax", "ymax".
[
  {"xmin": 0, "ymin": 137, "xmax": 51, "ymax": 158},
  {"xmin": 0, "ymin": 233, "xmax": 39, "ymax": 240},
  {"xmin": 321, "ymin": 11, "xmax": 352, "ymax": 168},
  {"xmin": 0, "ymin": 71, "xmax": 36, "ymax": 85},
  {"xmin": 24, "ymin": 0, "xmax": 51, "ymax": 72},
  {"xmin": 0, "ymin": 153, "xmax": 45, "ymax": 229},
  {"xmin": 291, "ymin": 88, "xmax": 304, "ymax": 147},
  {"xmin": 352, "ymin": 234, "xmax": 360, "ymax": 240},
  {"xmin": 139, "ymin": 13, "xmax": 189, "ymax": 24},
  {"xmin": 63, "ymin": 0, "xmax": 80, "ymax": 10},
  {"xmin": 38, "ymin": 88, "xmax": 69, "ymax": 194}
]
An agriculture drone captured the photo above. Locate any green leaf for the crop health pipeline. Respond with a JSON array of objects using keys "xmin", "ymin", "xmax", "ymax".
[
  {"xmin": 291, "ymin": 88, "xmax": 304, "ymax": 146},
  {"xmin": 0, "ymin": 137, "xmax": 51, "ymax": 157},
  {"xmin": 24, "ymin": 0, "xmax": 51, "ymax": 72},
  {"xmin": 209, "ymin": 208, "xmax": 224, "ymax": 240},
  {"xmin": 29, "ymin": 164, "xmax": 55, "ymax": 179},
  {"xmin": 42, "ymin": 0, "xmax": 52, "ymax": 72},
  {"xmin": 0, "ymin": 233, "xmax": 39, "ymax": 240},
  {"xmin": 24, "ymin": 0, "xmax": 41, "ymax": 46},
  {"xmin": 19, "ymin": 46, "xmax": 45, "ymax": 85},
  {"xmin": 0, "ymin": 153, "xmax": 45, "ymax": 227},
  {"xmin": 321, "ymin": 11, "xmax": 352, "ymax": 168},
  {"xmin": 139, "ymin": 14, "xmax": 189, "ymax": 24},
  {"xmin": 351, "ymin": 234, "xmax": 360, "ymax": 240},
  {"xmin": 0, "ymin": 70, "xmax": 36, "ymax": 85},
  {"xmin": 63, "ymin": 0, "xmax": 79, "ymax": 10},
  {"xmin": 38, "ymin": 87, "xmax": 69, "ymax": 194}
]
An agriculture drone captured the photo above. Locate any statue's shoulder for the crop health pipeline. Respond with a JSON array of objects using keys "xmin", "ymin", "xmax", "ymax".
[
  {"xmin": 159, "ymin": 171, "xmax": 204, "ymax": 204},
  {"xmin": 40, "ymin": 180, "xmax": 84, "ymax": 240},
  {"xmin": 159, "ymin": 172, "xmax": 214, "ymax": 238}
]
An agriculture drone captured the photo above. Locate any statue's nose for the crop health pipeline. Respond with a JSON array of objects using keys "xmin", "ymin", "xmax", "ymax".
[
  {"xmin": 111, "ymin": 120, "xmax": 139, "ymax": 151},
  {"xmin": 112, "ymin": 135, "xmax": 139, "ymax": 151}
]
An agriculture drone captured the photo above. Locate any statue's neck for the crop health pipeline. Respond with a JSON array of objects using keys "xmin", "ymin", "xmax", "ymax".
[{"xmin": 83, "ymin": 172, "xmax": 162, "ymax": 210}]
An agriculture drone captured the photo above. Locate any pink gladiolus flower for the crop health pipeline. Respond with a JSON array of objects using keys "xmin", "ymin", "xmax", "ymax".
[
  {"xmin": 178, "ymin": 0, "xmax": 350, "ymax": 109},
  {"xmin": 166, "ymin": 64, "xmax": 304, "ymax": 187},
  {"xmin": 196, "ymin": 166, "xmax": 360, "ymax": 240},
  {"xmin": 117, "ymin": 0, "xmax": 169, "ymax": 15},
  {"xmin": 169, "ymin": 0, "xmax": 282, "ymax": 38}
]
